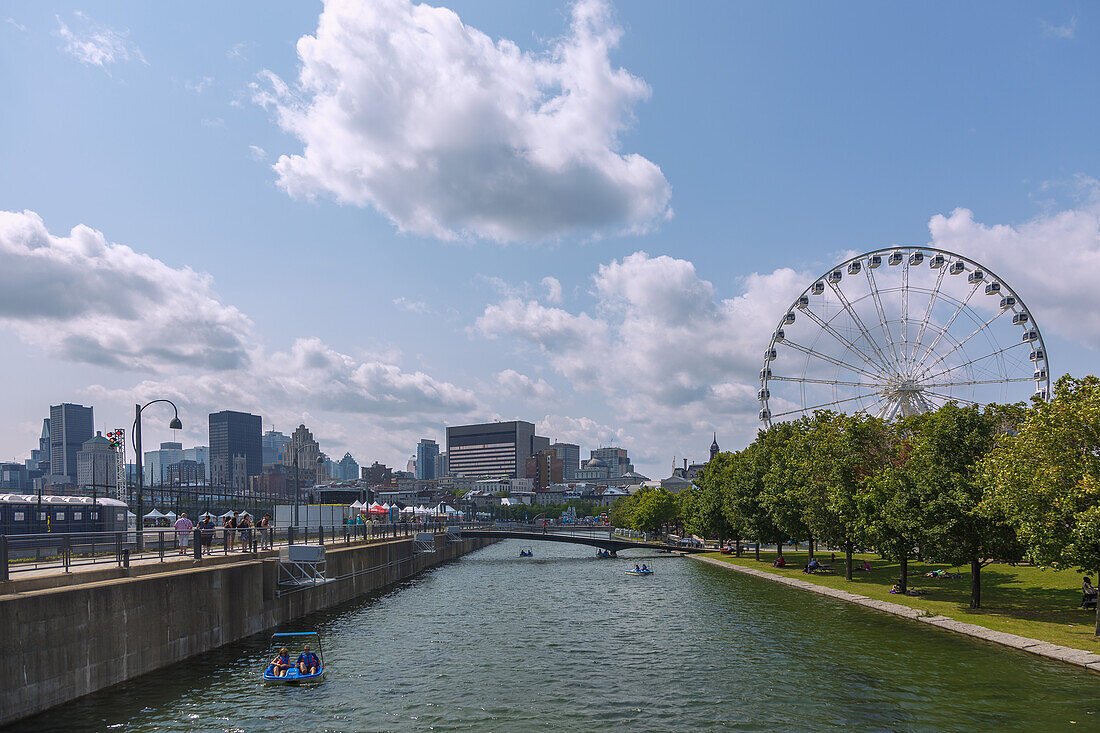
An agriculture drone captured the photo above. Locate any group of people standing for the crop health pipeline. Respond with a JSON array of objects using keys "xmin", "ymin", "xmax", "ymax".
[{"xmin": 169, "ymin": 511, "xmax": 273, "ymax": 555}]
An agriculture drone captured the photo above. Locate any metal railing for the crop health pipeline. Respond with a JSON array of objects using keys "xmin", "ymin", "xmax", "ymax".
[{"xmin": 0, "ymin": 519, "xmax": 488, "ymax": 580}]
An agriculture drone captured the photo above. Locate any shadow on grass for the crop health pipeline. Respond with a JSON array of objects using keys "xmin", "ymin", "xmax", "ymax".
[{"xmin": 707, "ymin": 551, "xmax": 1095, "ymax": 628}]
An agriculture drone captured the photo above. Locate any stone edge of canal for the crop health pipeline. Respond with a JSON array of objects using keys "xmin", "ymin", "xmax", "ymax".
[{"xmin": 687, "ymin": 554, "xmax": 1100, "ymax": 674}]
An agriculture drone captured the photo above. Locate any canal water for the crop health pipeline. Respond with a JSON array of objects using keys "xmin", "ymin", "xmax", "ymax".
[{"xmin": 13, "ymin": 541, "xmax": 1100, "ymax": 732}]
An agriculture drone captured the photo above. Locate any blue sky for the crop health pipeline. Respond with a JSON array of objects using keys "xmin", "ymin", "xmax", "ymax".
[{"xmin": 1, "ymin": 1, "xmax": 1097, "ymax": 479}]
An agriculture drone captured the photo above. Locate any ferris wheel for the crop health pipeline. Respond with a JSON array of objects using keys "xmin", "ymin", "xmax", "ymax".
[{"xmin": 758, "ymin": 247, "xmax": 1051, "ymax": 427}]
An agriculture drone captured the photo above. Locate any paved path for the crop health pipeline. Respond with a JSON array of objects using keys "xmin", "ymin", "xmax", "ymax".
[
  {"xmin": 690, "ymin": 554, "xmax": 1100, "ymax": 674},
  {"xmin": 1, "ymin": 532, "xmax": 420, "ymax": 594}
]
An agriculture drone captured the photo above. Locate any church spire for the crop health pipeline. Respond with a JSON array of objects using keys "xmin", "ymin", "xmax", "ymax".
[{"xmin": 709, "ymin": 432, "xmax": 720, "ymax": 461}]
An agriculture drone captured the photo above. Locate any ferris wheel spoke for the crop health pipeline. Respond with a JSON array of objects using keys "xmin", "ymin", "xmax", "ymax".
[
  {"xmin": 768, "ymin": 376, "xmax": 872, "ymax": 388},
  {"xmin": 865, "ymin": 266, "xmax": 904, "ymax": 370},
  {"xmin": 921, "ymin": 377, "xmax": 1034, "ymax": 389},
  {"xmin": 910, "ymin": 280, "xmax": 980, "ymax": 372},
  {"xmin": 799, "ymin": 305, "xmax": 890, "ymax": 377},
  {"xmin": 859, "ymin": 392, "xmax": 893, "ymax": 417},
  {"xmin": 769, "ymin": 390, "xmax": 884, "ymax": 419},
  {"xmin": 901, "ymin": 258, "xmax": 910, "ymax": 365},
  {"xmin": 919, "ymin": 342, "xmax": 1027, "ymax": 383},
  {"xmin": 915, "ymin": 308, "xmax": 1009, "ymax": 379},
  {"xmin": 909, "ymin": 264, "xmax": 947, "ymax": 371},
  {"xmin": 779, "ymin": 340, "xmax": 886, "ymax": 381},
  {"xmin": 921, "ymin": 390, "xmax": 982, "ymax": 407},
  {"xmin": 826, "ymin": 281, "xmax": 898, "ymax": 374}
]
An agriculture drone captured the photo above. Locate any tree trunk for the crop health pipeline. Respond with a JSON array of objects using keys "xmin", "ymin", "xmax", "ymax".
[
  {"xmin": 898, "ymin": 552, "xmax": 908, "ymax": 594},
  {"xmin": 845, "ymin": 541, "xmax": 853, "ymax": 580},
  {"xmin": 735, "ymin": 537, "xmax": 741, "ymax": 557},
  {"xmin": 970, "ymin": 558, "xmax": 981, "ymax": 609},
  {"xmin": 777, "ymin": 541, "xmax": 783, "ymax": 559},
  {"xmin": 808, "ymin": 536, "xmax": 815, "ymax": 560},
  {"xmin": 754, "ymin": 542, "xmax": 760, "ymax": 561}
]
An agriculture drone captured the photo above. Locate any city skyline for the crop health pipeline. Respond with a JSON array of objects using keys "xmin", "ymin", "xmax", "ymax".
[{"xmin": 2, "ymin": 1, "xmax": 1098, "ymax": 480}]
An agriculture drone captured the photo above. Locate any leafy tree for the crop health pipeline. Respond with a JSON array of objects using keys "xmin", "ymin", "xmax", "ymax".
[
  {"xmin": 758, "ymin": 421, "xmax": 812, "ymax": 557},
  {"xmin": 798, "ymin": 412, "xmax": 890, "ymax": 579},
  {"xmin": 629, "ymin": 486, "xmax": 680, "ymax": 534},
  {"xmin": 985, "ymin": 375, "xmax": 1100, "ymax": 632},
  {"xmin": 912, "ymin": 402, "xmax": 1025, "ymax": 608},
  {"xmin": 726, "ymin": 440, "xmax": 784, "ymax": 559},
  {"xmin": 681, "ymin": 461, "xmax": 734, "ymax": 542},
  {"xmin": 860, "ymin": 416, "xmax": 924, "ymax": 592}
]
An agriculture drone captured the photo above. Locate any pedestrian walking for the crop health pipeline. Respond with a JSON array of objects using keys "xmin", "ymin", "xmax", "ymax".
[{"xmin": 174, "ymin": 512, "xmax": 194, "ymax": 555}]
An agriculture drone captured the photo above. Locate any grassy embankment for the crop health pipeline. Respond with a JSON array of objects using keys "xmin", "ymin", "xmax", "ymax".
[{"xmin": 702, "ymin": 549, "xmax": 1100, "ymax": 651}]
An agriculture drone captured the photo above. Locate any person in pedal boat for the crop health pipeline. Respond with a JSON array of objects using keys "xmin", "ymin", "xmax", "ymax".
[
  {"xmin": 297, "ymin": 643, "xmax": 320, "ymax": 675},
  {"xmin": 270, "ymin": 647, "xmax": 291, "ymax": 677}
]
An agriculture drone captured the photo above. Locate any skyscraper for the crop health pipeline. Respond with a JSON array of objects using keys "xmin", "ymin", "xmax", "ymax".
[
  {"xmin": 416, "ymin": 439, "xmax": 439, "ymax": 480},
  {"xmin": 144, "ymin": 442, "xmax": 183, "ymax": 486},
  {"xmin": 49, "ymin": 403, "xmax": 93, "ymax": 483},
  {"xmin": 550, "ymin": 442, "xmax": 580, "ymax": 481},
  {"xmin": 77, "ymin": 432, "xmax": 117, "ymax": 493},
  {"xmin": 279, "ymin": 424, "xmax": 323, "ymax": 486},
  {"xmin": 446, "ymin": 421, "xmax": 549, "ymax": 478},
  {"xmin": 208, "ymin": 410, "xmax": 262, "ymax": 491},
  {"xmin": 262, "ymin": 430, "xmax": 290, "ymax": 466}
]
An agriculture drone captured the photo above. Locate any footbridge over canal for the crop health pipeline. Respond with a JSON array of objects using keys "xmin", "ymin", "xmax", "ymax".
[{"xmin": 458, "ymin": 523, "xmax": 708, "ymax": 555}]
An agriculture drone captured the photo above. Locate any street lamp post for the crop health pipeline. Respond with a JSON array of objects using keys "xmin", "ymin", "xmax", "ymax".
[
  {"xmin": 292, "ymin": 443, "xmax": 324, "ymax": 528},
  {"xmin": 133, "ymin": 399, "xmax": 182, "ymax": 552}
]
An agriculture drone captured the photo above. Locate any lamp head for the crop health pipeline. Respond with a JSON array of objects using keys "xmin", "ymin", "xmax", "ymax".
[{"xmin": 169, "ymin": 417, "xmax": 183, "ymax": 430}]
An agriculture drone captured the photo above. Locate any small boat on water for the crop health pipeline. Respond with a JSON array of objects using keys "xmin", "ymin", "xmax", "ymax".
[
  {"xmin": 519, "ymin": 548, "xmax": 533, "ymax": 557},
  {"xmin": 263, "ymin": 632, "xmax": 325, "ymax": 685},
  {"xmin": 626, "ymin": 568, "xmax": 654, "ymax": 576}
]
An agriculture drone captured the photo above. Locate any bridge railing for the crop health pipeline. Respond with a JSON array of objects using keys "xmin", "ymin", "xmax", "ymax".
[{"xmin": 0, "ymin": 520, "xmax": 492, "ymax": 580}]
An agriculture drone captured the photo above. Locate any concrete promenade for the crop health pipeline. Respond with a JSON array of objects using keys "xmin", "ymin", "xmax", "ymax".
[
  {"xmin": 0, "ymin": 533, "xmax": 495, "ymax": 726},
  {"xmin": 1, "ymin": 528, "xmax": 424, "ymax": 594},
  {"xmin": 690, "ymin": 554, "xmax": 1100, "ymax": 674}
]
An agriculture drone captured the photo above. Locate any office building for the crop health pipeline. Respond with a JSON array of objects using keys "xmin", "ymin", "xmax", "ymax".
[
  {"xmin": 446, "ymin": 421, "xmax": 549, "ymax": 479},
  {"xmin": 336, "ymin": 452, "xmax": 359, "ymax": 481},
  {"xmin": 49, "ymin": 403, "xmax": 93, "ymax": 483},
  {"xmin": 262, "ymin": 430, "xmax": 290, "ymax": 466},
  {"xmin": 550, "ymin": 442, "xmax": 580, "ymax": 480},
  {"xmin": 208, "ymin": 410, "xmax": 262, "ymax": 491},
  {"xmin": 182, "ymin": 445, "xmax": 208, "ymax": 469},
  {"xmin": 166, "ymin": 460, "xmax": 205, "ymax": 485},
  {"xmin": 76, "ymin": 431, "xmax": 117, "ymax": 492},
  {"xmin": 591, "ymin": 447, "xmax": 633, "ymax": 479},
  {"xmin": 280, "ymin": 424, "xmax": 323, "ymax": 486},
  {"xmin": 362, "ymin": 461, "xmax": 392, "ymax": 486},
  {"xmin": 436, "ymin": 452, "xmax": 448, "ymax": 477},
  {"xmin": 0, "ymin": 462, "xmax": 27, "ymax": 490},
  {"xmin": 144, "ymin": 442, "xmax": 183, "ymax": 486},
  {"xmin": 26, "ymin": 418, "xmax": 50, "ymax": 475},
  {"xmin": 525, "ymin": 449, "xmax": 563, "ymax": 489},
  {"xmin": 416, "ymin": 439, "xmax": 439, "ymax": 480}
]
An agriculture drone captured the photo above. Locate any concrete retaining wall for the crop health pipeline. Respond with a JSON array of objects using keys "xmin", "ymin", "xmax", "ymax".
[{"xmin": 0, "ymin": 535, "xmax": 492, "ymax": 725}]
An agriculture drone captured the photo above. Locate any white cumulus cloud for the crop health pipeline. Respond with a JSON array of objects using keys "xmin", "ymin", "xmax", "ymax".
[
  {"xmin": 0, "ymin": 210, "xmax": 250, "ymax": 371},
  {"xmin": 253, "ymin": 0, "xmax": 670, "ymax": 242},
  {"xmin": 927, "ymin": 179, "xmax": 1100, "ymax": 348},
  {"xmin": 495, "ymin": 369, "xmax": 556, "ymax": 401}
]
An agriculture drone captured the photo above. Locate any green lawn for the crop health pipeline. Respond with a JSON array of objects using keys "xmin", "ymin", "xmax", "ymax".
[{"xmin": 701, "ymin": 549, "xmax": 1100, "ymax": 651}]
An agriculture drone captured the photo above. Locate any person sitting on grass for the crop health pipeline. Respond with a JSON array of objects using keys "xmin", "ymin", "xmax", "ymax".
[
  {"xmin": 803, "ymin": 557, "xmax": 822, "ymax": 574},
  {"xmin": 270, "ymin": 647, "xmax": 291, "ymax": 677},
  {"xmin": 773, "ymin": 555, "xmax": 786, "ymax": 568}
]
